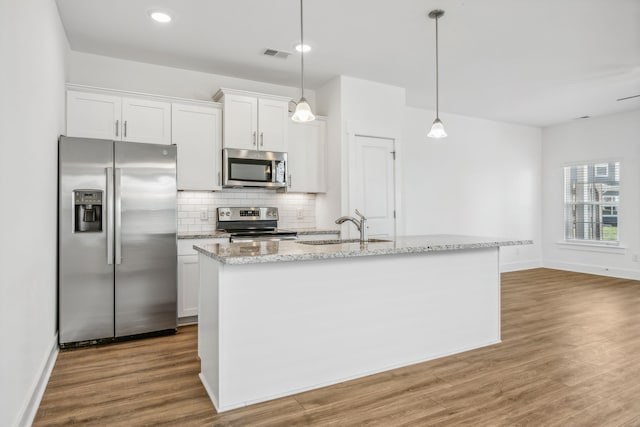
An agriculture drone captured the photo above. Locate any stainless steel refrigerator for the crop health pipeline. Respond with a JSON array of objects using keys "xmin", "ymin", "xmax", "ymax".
[{"xmin": 58, "ymin": 136, "xmax": 177, "ymax": 346}]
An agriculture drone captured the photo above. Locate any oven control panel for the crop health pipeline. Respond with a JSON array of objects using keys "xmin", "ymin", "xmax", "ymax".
[{"xmin": 217, "ymin": 207, "xmax": 279, "ymax": 222}]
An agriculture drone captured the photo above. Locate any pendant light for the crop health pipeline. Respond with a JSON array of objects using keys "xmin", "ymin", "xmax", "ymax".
[
  {"xmin": 291, "ymin": 0, "xmax": 315, "ymax": 122},
  {"xmin": 427, "ymin": 9, "xmax": 447, "ymax": 138}
]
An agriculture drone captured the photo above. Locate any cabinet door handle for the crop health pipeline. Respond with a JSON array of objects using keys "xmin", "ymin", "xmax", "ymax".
[
  {"xmin": 288, "ymin": 174, "xmax": 292, "ymax": 188},
  {"xmin": 252, "ymin": 131, "xmax": 257, "ymax": 146},
  {"xmin": 124, "ymin": 121, "xmax": 127, "ymax": 138},
  {"xmin": 218, "ymin": 171, "xmax": 221, "ymax": 186},
  {"xmin": 260, "ymin": 132, "xmax": 264, "ymax": 147},
  {"xmin": 115, "ymin": 120, "xmax": 119, "ymax": 137}
]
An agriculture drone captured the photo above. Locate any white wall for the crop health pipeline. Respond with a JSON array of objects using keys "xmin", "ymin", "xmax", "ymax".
[
  {"xmin": 402, "ymin": 107, "xmax": 543, "ymax": 271},
  {"xmin": 315, "ymin": 76, "xmax": 343, "ymax": 229},
  {"xmin": 315, "ymin": 75, "xmax": 542, "ymax": 270},
  {"xmin": 341, "ymin": 75, "xmax": 406, "ymax": 137},
  {"xmin": 315, "ymin": 76, "xmax": 406, "ymax": 232},
  {"xmin": 542, "ymin": 110, "xmax": 640, "ymax": 279},
  {"xmin": 68, "ymin": 51, "xmax": 315, "ymax": 107},
  {"xmin": 0, "ymin": 0, "xmax": 68, "ymax": 426}
]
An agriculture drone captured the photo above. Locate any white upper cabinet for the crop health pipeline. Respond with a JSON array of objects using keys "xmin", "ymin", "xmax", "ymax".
[
  {"xmin": 257, "ymin": 98, "xmax": 288, "ymax": 152},
  {"xmin": 214, "ymin": 88, "xmax": 289, "ymax": 152},
  {"xmin": 287, "ymin": 116, "xmax": 327, "ymax": 193},
  {"xmin": 66, "ymin": 86, "xmax": 171, "ymax": 145},
  {"xmin": 222, "ymin": 93, "xmax": 258, "ymax": 150},
  {"xmin": 67, "ymin": 91, "xmax": 122, "ymax": 140},
  {"xmin": 121, "ymin": 97, "xmax": 171, "ymax": 144},
  {"xmin": 172, "ymin": 102, "xmax": 222, "ymax": 191}
]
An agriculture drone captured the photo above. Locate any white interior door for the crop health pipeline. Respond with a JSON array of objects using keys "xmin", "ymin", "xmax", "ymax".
[{"xmin": 350, "ymin": 135, "xmax": 396, "ymax": 238}]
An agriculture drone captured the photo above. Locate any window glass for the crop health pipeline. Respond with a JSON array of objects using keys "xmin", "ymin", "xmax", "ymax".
[{"xmin": 564, "ymin": 162, "xmax": 620, "ymax": 243}]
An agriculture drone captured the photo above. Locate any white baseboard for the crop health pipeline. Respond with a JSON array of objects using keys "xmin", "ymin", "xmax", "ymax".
[
  {"xmin": 543, "ymin": 260, "xmax": 640, "ymax": 281},
  {"xmin": 178, "ymin": 315, "xmax": 198, "ymax": 326},
  {"xmin": 500, "ymin": 259, "xmax": 543, "ymax": 273},
  {"xmin": 18, "ymin": 334, "xmax": 58, "ymax": 427}
]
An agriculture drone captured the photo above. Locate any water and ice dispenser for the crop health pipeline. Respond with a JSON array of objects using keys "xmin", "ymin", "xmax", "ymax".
[{"xmin": 73, "ymin": 190, "xmax": 103, "ymax": 232}]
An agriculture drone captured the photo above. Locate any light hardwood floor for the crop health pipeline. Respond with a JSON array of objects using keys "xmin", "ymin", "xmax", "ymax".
[{"xmin": 34, "ymin": 268, "xmax": 640, "ymax": 426}]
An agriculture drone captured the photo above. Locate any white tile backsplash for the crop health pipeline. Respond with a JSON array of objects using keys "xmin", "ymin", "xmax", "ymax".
[{"xmin": 177, "ymin": 189, "xmax": 316, "ymax": 232}]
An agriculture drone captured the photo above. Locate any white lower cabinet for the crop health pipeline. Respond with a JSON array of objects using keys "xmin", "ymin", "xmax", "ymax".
[
  {"xmin": 177, "ymin": 238, "xmax": 228, "ymax": 322},
  {"xmin": 178, "ymin": 255, "xmax": 200, "ymax": 319}
]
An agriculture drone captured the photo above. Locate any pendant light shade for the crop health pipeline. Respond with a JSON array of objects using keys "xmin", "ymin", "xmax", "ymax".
[
  {"xmin": 428, "ymin": 117, "xmax": 447, "ymax": 138},
  {"xmin": 292, "ymin": 97, "xmax": 315, "ymax": 122},
  {"xmin": 292, "ymin": 0, "xmax": 315, "ymax": 122},
  {"xmin": 428, "ymin": 9, "xmax": 446, "ymax": 139}
]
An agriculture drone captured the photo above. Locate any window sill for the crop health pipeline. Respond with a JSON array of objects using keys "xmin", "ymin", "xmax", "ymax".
[{"xmin": 556, "ymin": 240, "xmax": 627, "ymax": 254}]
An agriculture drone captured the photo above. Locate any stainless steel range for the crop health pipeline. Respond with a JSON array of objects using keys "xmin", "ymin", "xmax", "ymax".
[{"xmin": 217, "ymin": 207, "xmax": 298, "ymax": 242}]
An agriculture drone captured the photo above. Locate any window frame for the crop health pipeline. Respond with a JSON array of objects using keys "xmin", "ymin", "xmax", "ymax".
[{"xmin": 563, "ymin": 160, "xmax": 621, "ymax": 246}]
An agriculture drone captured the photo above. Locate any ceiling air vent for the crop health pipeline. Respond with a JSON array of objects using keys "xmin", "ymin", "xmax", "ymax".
[{"xmin": 263, "ymin": 48, "xmax": 291, "ymax": 59}]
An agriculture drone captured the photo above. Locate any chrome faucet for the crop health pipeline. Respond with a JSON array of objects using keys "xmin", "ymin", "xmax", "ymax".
[{"xmin": 335, "ymin": 209, "xmax": 368, "ymax": 243}]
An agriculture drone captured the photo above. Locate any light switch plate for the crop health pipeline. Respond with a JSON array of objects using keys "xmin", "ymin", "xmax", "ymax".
[{"xmin": 200, "ymin": 208, "xmax": 208, "ymax": 221}]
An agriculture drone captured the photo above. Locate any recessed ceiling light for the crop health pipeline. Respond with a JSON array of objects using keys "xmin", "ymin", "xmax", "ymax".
[
  {"xmin": 295, "ymin": 43, "xmax": 311, "ymax": 53},
  {"xmin": 149, "ymin": 11, "xmax": 172, "ymax": 23}
]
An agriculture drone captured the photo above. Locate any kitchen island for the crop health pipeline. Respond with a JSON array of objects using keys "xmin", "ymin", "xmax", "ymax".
[{"xmin": 194, "ymin": 235, "xmax": 531, "ymax": 412}]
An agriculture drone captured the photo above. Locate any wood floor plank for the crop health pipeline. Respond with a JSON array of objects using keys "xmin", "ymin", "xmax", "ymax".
[{"xmin": 33, "ymin": 268, "xmax": 640, "ymax": 426}]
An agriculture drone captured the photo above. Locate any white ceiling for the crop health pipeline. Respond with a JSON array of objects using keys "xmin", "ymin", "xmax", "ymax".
[{"xmin": 56, "ymin": 0, "xmax": 640, "ymax": 127}]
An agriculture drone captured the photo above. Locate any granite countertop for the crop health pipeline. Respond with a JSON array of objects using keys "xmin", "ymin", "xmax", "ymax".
[
  {"xmin": 177, "ymin": 230, "xmax": 230, "ymax": 239},
  {"xmin": 177, "ymin": 228, "xmax": 340, "ymax": 240},
  {"xmin": 193, "ymin": 234, "xmax": 533, "ymax": 265},
  {"xmin": 285, "ymin": 228, "xmax": 340, "ymax": 236}
]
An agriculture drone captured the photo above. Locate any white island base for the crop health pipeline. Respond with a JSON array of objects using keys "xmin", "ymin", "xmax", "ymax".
[{"xmin": 197, "ymin": 245, "xmax": 502, "ymax": 412}]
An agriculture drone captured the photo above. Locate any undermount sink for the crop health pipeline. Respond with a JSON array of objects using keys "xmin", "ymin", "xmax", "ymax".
[{"xmin": 297, "ymin": 238, "xmax": 391, "ymax": 245}]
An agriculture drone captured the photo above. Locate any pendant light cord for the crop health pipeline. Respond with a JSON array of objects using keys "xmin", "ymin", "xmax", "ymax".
[
  {"xmin": 435, "ymin": 14, "xmax": 439, "ymax": 119},
  {"xmin": 300, "ymin": 0, "xmax": 305, "ymax": 99}
]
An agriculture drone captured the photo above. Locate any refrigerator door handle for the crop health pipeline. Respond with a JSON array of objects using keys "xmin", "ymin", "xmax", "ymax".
[
  {"xmin": 106, "ymin": 167, "xmax": 114, "ymax": 265},
  {"xmin": 115, "ymin": 168, "xmax": 122, "ymax": 265}
]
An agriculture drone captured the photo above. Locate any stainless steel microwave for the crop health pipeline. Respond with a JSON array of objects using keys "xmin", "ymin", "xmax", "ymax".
[{"xmin": 222, "ymin": 148, "xmax": 287, "ymax": 188}]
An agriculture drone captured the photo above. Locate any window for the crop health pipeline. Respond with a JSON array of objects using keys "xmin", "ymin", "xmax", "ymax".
[{"xmin": 564, "ymin": 161, "xmax": 620, "ymax": 243}]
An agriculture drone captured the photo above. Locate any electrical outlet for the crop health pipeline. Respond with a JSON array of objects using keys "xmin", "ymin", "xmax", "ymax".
[
  {"xmin": 296, "ymin": 208, "xmax": 304, "ymax": 219},
  {"xmin": 633, "ymin": 254, "xmax": 639, "ymax": 262},
  {"xmin": 200, "ymin": 208, "xmax": 208, "ymax": 221}
]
